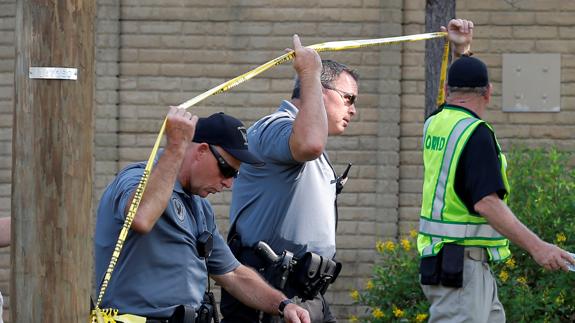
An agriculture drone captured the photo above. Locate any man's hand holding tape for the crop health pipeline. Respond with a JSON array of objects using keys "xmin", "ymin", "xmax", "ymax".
[{"xmin": 214, "ymin": 265, "xmax": 310, "ymax": 323}]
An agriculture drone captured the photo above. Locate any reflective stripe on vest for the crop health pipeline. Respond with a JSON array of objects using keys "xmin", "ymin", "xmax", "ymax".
[
  {"xmin": 422, "ymin": 117, "xmax": 432, "ymax": 146},
  {"xmin": 430, "ymin": 118, "xmax": 476, "ymax": 220},
  {"xmin": 422, "ymin": 237, "xmax": 442, "ymax": 257},
  {"xmin": 419, "ymin": 217, "xmax": 504, "ymax": 240},
  {"xmin": 489, "ymin": 247, "xmax": 502, "ymax": 261}
]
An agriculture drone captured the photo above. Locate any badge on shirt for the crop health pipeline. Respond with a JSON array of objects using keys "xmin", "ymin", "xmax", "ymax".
[{"xmin": 171, "ymin": 197, "xmax": 186, "ymax": 222}]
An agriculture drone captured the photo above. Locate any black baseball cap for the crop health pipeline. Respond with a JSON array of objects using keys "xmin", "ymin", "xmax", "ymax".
[
  {"xmin": 193, "ymin": 112, "xmax": 264, "ymax": 166},
  {"xmin": 447, "ymin": 56, "xmax": 489, "ymax": 88}
]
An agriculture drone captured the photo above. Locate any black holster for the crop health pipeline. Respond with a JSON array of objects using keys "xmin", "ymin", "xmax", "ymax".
[
  {"xmin": 419, "ymin": 243, "xmax": 464, "ymax": 288},
  {"xmin": 169, "ymin": 292, "xmax": 217, "ymax": 323},
  {"xmin": 263, "ymin": 250, "xmax": 295, "ymax": 292},
  {"xmin": 420, "ymin": 252, "xmax": 442, "ymax": 285},
  {"xmin": 440, "ymin": 244, "xmax": 464, "ymax": 288},
  {"xmin": 170, "ymin": 305, "xmax": 197, "ymax": 323},
  {"xmin": 290, "ymin": 252, "xmax": 342, "ymax": 301}
]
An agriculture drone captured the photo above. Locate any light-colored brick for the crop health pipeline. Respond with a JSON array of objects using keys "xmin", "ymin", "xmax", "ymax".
[
  {"xmin": 489, "ymin": 39, "xmax": 536, "ymax": 53},
  {"xmin": 490, "ymin": 12, "xmax": 536, "ymax": 25},
  {"xmin": 229, "ymin": 22, "xmax": 272, "ymax": 36},
  {"xmin": 457, "ymin": 11, "xmax": 491, "ymax": 25},
  {"xmin": 536, "ymin": 12, "xmax": 575, "ymax": 26},
  {"xmin": 535, "ymin": 40, "xmax": 575, "ymax": 53},
  {"xmin": 399, "ymin": 206, "xmax": 420, "ymax": 221},
  {"xmin": 123, "ymin": 63, "xmax": 161, "ymax": 75},
  {"xmin": 399, "ymin": 193, "xmax": 421, "ymax": 207},
  {"xmin": 559, "ymin": 27, "xmax": 575, "ymax": 39},
  {"xmin": 399, "ymin": 166, "xmax": 423, "ymax": 179},
  {"xmin": 554, "ymin": 112, "xmax": 575, "ymax": 124},
  {"xmin": 160, "ymin": 35, "xmax": 206, "ymax": 49},
  {"xmin": 0, "ymin": 4, "xmax": 15, "ymax": 18},
  {"xmin": 474, "ymin": 26, "xmax": 513, "ymax": 39},
  {"xmin": 0, "ymin": 17, "xmax": 14, "ymax": 29},
  {"xmin": 513, "ymin": 26, "xmax": 558, "ymax": 39},
  {"xmin": 530, "ymin": 125, "xmax": 574, "ymax": 139},
  {"xmin": 403, "ymin": 10, "xmax": 424, "ymax": 24},
  {"xmin": 461, "ymin": 0, "xmax": 520, "ymax": 10},
  {"xmin": 404, "ymin": 0, "xmax": 424, "ymax": 10},
  {"xmin": 496, "ymin": 0, "xmax": 568, "ymax": 10},
  {"xmin": 240, "ymin": 8, "xmax": 341, "ymax": 22},
  {"xmin": 181, "ymin": 22, "xmax": 228, "ymax": 35},
  {"xmin": 508, "ymin": 113, "xmax": 556, "ymax": 124}
]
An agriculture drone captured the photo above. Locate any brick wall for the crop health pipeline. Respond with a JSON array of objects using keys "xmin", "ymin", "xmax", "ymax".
[
  {"xmin": 0, "ymin": 0, "xmax": 574, "ymax": 321},
  {"xmin": 95, "ymin": 0, "xmax": 121, "ymax": 197}
]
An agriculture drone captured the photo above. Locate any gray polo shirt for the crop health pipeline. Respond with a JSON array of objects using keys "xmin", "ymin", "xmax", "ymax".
[
  {"xmin": 94, "ymin": 161, "xmax": 239, "ymax": 318},
  {"xmin": 230, "ymin": 100, "xmax": 338, "ymax": 258}
]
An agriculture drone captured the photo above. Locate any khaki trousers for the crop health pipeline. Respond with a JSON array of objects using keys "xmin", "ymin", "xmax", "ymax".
[{"xmin": 421, "ymin": 248, "xmax": 506, "ymax": 323}]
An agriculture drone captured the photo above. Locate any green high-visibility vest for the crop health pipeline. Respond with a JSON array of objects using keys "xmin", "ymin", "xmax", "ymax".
[{"xmin": 417, "ymin": 106, "xmax": 511, "ymax": 262}]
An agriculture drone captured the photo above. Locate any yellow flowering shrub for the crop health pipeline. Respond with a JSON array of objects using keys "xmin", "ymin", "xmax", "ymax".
[
  {"xmin": 400, "ymin": 239, "xmax": 411, "ymax": 251},
  {"xmin": 415, "ymin": 313, "xmax": 428, "ymax": 323},
  {"xmin": 365, "ymin": 280, "xmax": 374, "ymax": 290},
  {"xmin": 384, "ymin": 241, "xmax": 395, "ymax": 252},
  {"xmin": 392, "ymin": 305, "xmax": 404, "ymax": 318},
  {"xmin": 350, "ymin": 290, "xmax": 360, "ymax": 302},
  {"xmin": 350, "ymin": 234, "xmax": 429, "ymax": 322},
  {"xmin": 498, "ymin": 270, "xmax": 509, "ymax": 283},
  {"xmin": 371, "ymin": 308, "xmax": 384, "ymax": 319}
]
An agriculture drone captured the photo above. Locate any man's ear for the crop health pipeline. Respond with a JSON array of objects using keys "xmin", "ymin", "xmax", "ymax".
[
  {"xmin": 485, "ymin": 83, "xmax": 493, "ymax": 102},
  {"xmin": 195, "ymin": 143, "xmax": 209, "ymax": 160}
]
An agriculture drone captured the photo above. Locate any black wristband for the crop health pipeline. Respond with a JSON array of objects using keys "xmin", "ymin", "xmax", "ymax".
[{"xmin": 278, "ymin": 299, "xmax": 294, "ymax": 317}]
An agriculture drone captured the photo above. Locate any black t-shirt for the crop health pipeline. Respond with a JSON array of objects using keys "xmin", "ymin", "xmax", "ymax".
[{"xmin": 453, "ymin": 108, "xmax": 507, "ymax": 213}]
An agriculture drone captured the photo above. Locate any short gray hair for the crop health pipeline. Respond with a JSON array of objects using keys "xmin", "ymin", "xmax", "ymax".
[
  {"xmin": 446, "ymin": 85, "xmax": 489, "ymax": 97},
  {"xmin": 291, "ymin": 60, "xmax": 359, "ymax": 99}
]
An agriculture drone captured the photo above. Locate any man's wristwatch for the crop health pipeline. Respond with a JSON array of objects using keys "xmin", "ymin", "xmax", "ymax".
[{"xmin": 278, "ymin": 299, "xmax": 294, "ymax": 317}]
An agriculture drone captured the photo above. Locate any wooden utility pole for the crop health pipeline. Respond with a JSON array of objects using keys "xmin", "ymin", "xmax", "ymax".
[
  {"xmin": 425, "ymin": 0, "xmax": 455, "ymax": 117},
  {"xmin": 11, "ymin": 0, "xmax": 95, "ymax": 321}
]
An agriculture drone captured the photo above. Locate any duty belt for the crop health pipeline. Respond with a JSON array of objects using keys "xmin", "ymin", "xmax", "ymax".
[{"xmin": 253, "ymin": 241, "xmax": 342, "ymax": 301}]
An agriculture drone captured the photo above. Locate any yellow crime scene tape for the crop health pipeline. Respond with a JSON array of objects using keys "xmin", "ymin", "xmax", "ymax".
[{"xmin": 91, "ymin": 31, "xmax": 450, "ymax": 322}]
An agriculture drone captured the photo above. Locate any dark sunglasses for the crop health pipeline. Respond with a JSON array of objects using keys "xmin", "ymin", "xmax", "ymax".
[
  {"xmin": 323, "ymin": 84, "xmax": 357, "ymax": 106},
  {"xmin": 208, "ymin": 145, "xmax": 238, "ymax": 178}
]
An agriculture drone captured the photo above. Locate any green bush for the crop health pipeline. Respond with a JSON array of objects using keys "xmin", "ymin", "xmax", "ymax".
[
  {"xmin": 494, "ymin": 147, "xmax": 575, "ymax": 322},
  {"xmin": 351, "ymin": 147, "xmax": 575, "ymax": 322}
]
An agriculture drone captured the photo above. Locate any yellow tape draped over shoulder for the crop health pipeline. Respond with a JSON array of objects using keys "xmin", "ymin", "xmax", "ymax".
[{"xmin": 91, "ymin": 31, "xmax": 450, "ymax": 322}]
